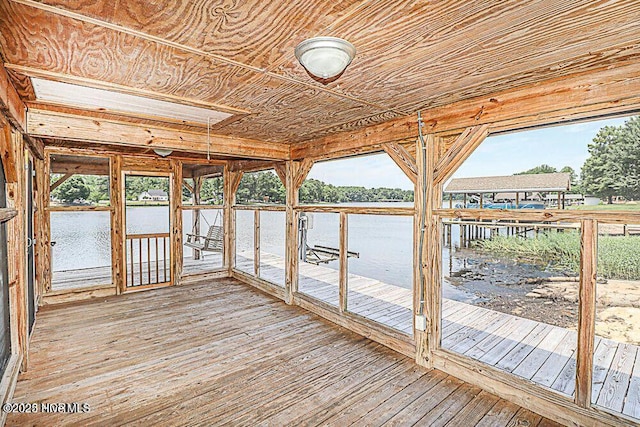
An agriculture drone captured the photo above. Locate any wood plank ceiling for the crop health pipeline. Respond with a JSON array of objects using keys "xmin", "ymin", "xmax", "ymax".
[{"xmin": 1, "ymin": 0, "xmax": 639, "ymax": 146}]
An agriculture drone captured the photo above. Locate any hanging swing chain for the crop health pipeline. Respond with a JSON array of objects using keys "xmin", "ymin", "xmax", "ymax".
[{"xmin": 190, "ymin": 208, "xmax": 221, "ymax": 234}]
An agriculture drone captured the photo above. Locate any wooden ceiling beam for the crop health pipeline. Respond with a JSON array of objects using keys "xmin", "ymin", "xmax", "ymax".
[
  {"xmin": 228, "ymin": 159, "xmax": 285, "ymax": 173},
  {"xmin": 0, "ymin": 121, "xmax": 18, "ymax": 182},
  {"xmin": 28, "ymin": 109, "xmax": 290, "ymax": 160},
  {"xmin": 49, "ymin": 159, "xmax": 110, "ymax": 176},
  {"xmin": 0, "ymin": 64, "xmax": 26, "ymax": 132},
  {"xmin": 293, "ymin": 63, "xmax": 640, "ymax": 161},
  {"xmin": 422, "ymin": 62, "xmax": 640, "ymax": 136},
  {"xmin": 183, "ymin": 164, "xmax": 224, "ymax": 179},
  {"xmin": 291, "ymin": 116, "xmax": 419, "ymax": 161}
]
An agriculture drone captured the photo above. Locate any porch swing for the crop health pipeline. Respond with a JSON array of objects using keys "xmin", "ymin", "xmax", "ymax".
[{"xmin": 184, "ymin": 210, "xmax": 223, "ymax": 253}]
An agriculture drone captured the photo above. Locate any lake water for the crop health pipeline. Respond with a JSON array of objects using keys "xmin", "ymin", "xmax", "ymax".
[{"xmin": 50, "ymin": 203, "xmax": 475, "ymax": 301}]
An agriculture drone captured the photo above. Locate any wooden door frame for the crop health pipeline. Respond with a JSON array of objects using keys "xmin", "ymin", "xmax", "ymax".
[{"xmin": 121, "ymin": 170, "xmax": 175, "ymax": 292}]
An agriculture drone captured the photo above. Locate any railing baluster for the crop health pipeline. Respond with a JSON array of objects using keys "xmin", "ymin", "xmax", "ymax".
[
  {"xmin": 147, "ymin": 237, "xmax": 151, "ymax": 284},
  {"xmin": 163, "ymin": 236, "xmax": 167, "ymax": 282},
  {"xmin": 139, "ymin": 238, "xmax": 143, "ymax": 286},
  {"xmin": 130, "ymin": 239, "xmax": 134, "ymax": 287},
  {"xmin": 155, "ymin": 237, "xmax": 159, "ymax": 284}
]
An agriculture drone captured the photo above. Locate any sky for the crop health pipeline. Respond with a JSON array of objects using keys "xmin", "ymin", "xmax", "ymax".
[{"xmin": 307, "ymin": 115, "xmax": 632, "ymax": 190}]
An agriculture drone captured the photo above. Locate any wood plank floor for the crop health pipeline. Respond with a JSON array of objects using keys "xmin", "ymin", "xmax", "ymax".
[
  {"xmin": 8, "ymin": 279, "xmax": 562, "ymax": 427},
  {"xmin": 51, "ymin": 254, "xmax": 223, "ymax": 290},
  {"xmin": 237, "ymin": 252, "xmax": 640, "ymax": 421}
]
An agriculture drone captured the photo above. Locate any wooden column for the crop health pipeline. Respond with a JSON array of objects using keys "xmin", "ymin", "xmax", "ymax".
[
  {"xmin": 284, "ymin": 159, "xmax": 312, "ymax": 304},
  {"xmin": 170, "ymin": 159, "xmax": 183, "ymax": 285},
  {"xmin": 415, "ymin": 131, "xmax": 446, "ymax": 369},
  {"xmin": 192, "ymin": 176, "xmax": 202, "ymax": 260},
  {"xmin": 223, "ymin": 167, "xmax": 243, "ymax": 274},
  {"xmin": 576, "ymin": 219, "xmax": 597, "ymax": 407},
  {"xmin": 284, "ymin": 161, "xmax": 299, "ymax": 305},
  {"xmin": 6, "ymin": 130, "xmax": 27, "ymax": 370},
  {"xmin": 110, "ymin": 155, "xmax": 125, "ymax": 294},
  {"xmin": 254, "ymin": 210, "xmax": 260, "ymax": 277},
  {"xmin": 33, "ymin": 155, "xmax": 49, "ymax": 299},
  {"xmin": 339, "ymin": 212, "xmax": 348, "ymax": 313}
]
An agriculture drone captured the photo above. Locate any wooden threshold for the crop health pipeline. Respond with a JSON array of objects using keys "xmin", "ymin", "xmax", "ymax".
[{"xmin": 8, "ymin": 279, "xmax": 562, "ymax": 426}]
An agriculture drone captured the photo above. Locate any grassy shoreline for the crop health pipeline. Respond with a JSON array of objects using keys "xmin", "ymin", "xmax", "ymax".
[{"xmin": 475, "ymin": 231, "xmax": 640, "ymax": 280}]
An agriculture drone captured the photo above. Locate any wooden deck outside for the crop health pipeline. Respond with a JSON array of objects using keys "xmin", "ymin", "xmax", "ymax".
[
  {"xmin": 9, "ymin": 279, "xmax": 562, "ymax": 426},
  {"xmin": 237, "ymin": 252, "xmax": 640, "ymax": 421},
  {"xmin": 51, "ymin": 253, "xmax": 223, "ymax": 290}
]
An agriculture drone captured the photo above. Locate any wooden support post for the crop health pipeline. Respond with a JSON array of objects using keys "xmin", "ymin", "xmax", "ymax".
[
  {"xmin": 254, "ymin": 210, "xmax": 260, "ymax": 277},
  {"xmin": 449, "ymin": 193, "xmax": 453, "ymax": 209},
  {"xmin": 285, "ymin": 161, "xmax": 299, "ymax": 304},
  {"xmin": 284, "ymin": 159, "xmax": 312, "ymax": 304},
  {"xmin": 170, "ymin": 159, "xmax": 183, "ymax": 285},
  {"xmin": 339, "ymin": 212, "xmax": 348, "ymax": 313},
  {"xmin": 415, "ymin": 133, "xmax": 442, "ymax": 368},
  {"xmin": 33, "ymin": 156, "xmax": 49, "ymax": 299},
  {"xmin": 192, "ymin": 176, "xmax": 202, "ymax": 260},
  {"xmin": 6, "ymin": 130, "xmax": 27, "ymax": 370},
  {"xmin": 223, "ymin": 167, "xmax": 243, "ymax": 274},
  {"xmin": 515, "ymin": 192, "xmax": 520, "ymax": 209},
  {"xmin": 576, "ymin": 219, "xmax": 597, "ymax": 408},
  {"xmin": 110, "ymin": 155, "xmax": 125, "ymax": 294},
  {"xmin": 558, "ymin": 191, "xmax": 561, "ymax": 210}
]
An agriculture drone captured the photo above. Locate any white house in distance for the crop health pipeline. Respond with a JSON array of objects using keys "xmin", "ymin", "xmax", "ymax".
[{"xmin": 138, "ymin": 189, "xmax": 168, "ymax": 201}]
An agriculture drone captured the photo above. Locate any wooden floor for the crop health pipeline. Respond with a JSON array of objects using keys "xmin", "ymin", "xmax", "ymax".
[
  {"xmin": 9, "ymin": 279, "xmax": 562, "ymax": 427},
  {"xmin": 51, "ymin": 254, "xmax": 223, "ymax": 290},
  {"xmin": 237, "ymin": 252, "xmax": 640, "ymax": 421}
]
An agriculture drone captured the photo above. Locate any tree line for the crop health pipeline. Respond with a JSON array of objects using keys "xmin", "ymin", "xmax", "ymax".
[
  {"xmin": 236, "ymin": 172, "xmax": 413, "ymax": 204},
  {"xmin": 51, "ymin": 171, "xmax": 413, "ymax": 205}
]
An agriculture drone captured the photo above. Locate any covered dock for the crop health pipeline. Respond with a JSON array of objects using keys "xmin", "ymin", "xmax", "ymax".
[
  {"xmin": 444, "ymin": 173, "xmax": 571, "ymax": 209},
  {"xmin": 0, "ymin": 1, "xmax": 638, "ymax": 426}
]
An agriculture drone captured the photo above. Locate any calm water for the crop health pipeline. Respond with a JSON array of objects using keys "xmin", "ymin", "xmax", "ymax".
[{"xmin": 51, "ymin": 203, "xmax": 475, "ymax": 301}]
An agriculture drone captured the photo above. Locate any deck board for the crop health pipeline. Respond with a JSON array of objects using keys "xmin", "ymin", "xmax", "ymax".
[
  {"xmin": 52, "ymin": 253, "xmax": 223, "ymax": 290},
  {"xmin": 48, "ymin": 249, "xmax": 639, "ymax": 422},
  {"xmin": 8, "ymin": 279, "xmax": 562, "ymax": 426}
]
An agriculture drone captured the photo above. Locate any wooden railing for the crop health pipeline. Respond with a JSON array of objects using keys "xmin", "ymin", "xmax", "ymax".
[{"xmin": 125, "ymin": 233, "xmax": 170, "ymax": 287}]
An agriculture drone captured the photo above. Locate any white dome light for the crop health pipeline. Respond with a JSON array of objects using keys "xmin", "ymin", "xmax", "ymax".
[
  {"xmin": 295, "ymin": 37, "xmax": 356, "ymax": 80},
  {"xmin": 153, "ymin": 148, "xmax": 173, "ymax": 157}
]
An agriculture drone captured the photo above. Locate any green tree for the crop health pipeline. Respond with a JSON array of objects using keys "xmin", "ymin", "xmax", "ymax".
[
  {"xmin": 560, "ymin": 166, "xmax": 577, "ymax": 185},
  {"xmin": 84, "ymin": 175, "xmax": 109, "ymax": 203},
  {"xmin": 580, "ymin": 121, "xmax": 638, "ymax": 203},
  {"xmin": 52, "ymin": 175, "xmax": 90, "ymax": 203}
]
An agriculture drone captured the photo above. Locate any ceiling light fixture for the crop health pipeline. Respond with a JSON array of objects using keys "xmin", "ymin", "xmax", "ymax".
[
  {"xmin": 153, "ymin": 148, "xmax": 173, "ymax": 157},
  {"xmin": 295, "ymin": 37, "xmax": 356, "ymax": 82}
]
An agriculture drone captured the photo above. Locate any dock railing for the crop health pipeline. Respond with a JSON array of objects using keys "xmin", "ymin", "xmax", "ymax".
[{"xmin": 125, "ymin": 232, "xmax": 170, "ymax": 288}]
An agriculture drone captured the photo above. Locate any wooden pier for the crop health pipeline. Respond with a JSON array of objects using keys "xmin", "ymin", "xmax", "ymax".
[{"xmin": 237, "ymin": 252, "xmax": 640, "ymax": 420}]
